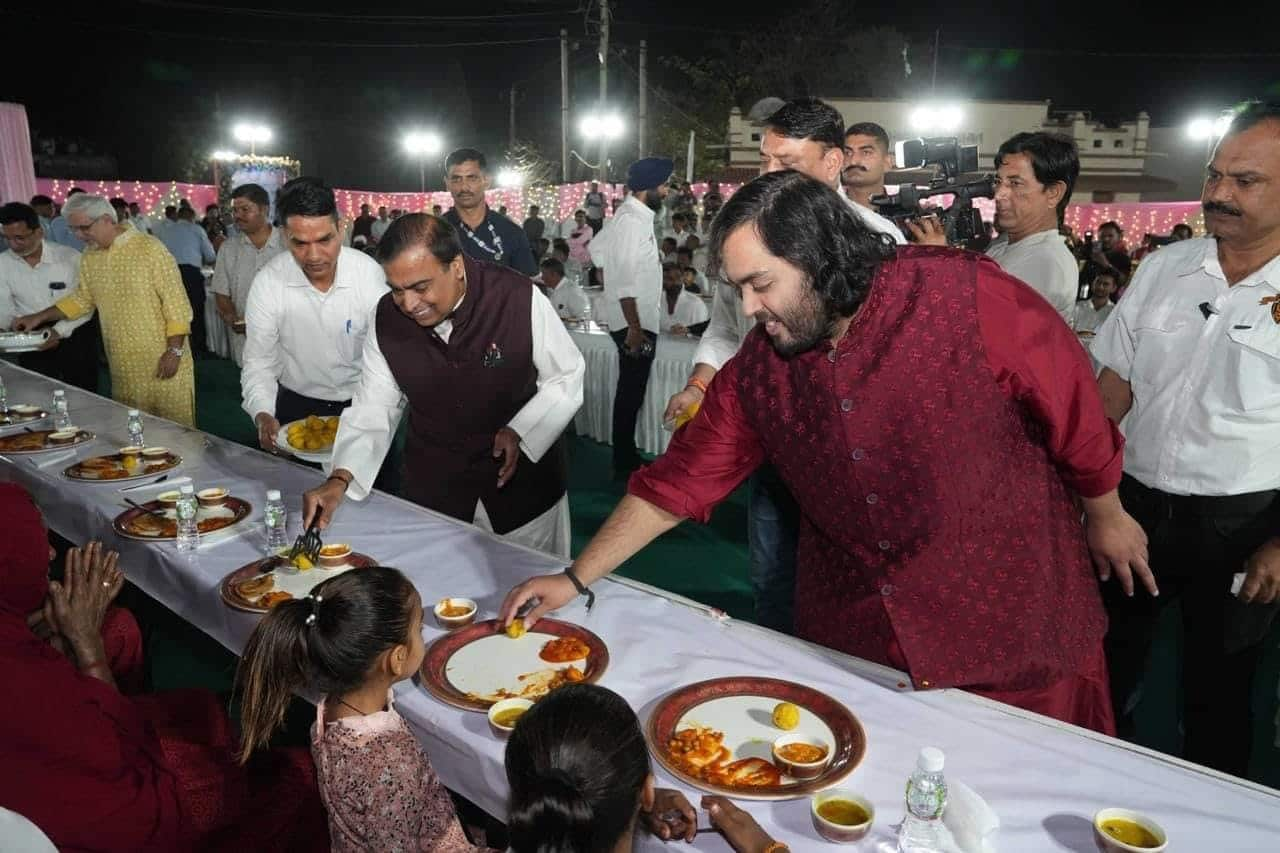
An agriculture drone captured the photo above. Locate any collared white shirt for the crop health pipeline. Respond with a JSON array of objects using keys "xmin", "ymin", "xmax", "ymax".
[
  {"xmin": 985, "ymin": 229, "xmax": 1079, "ymax": 326},
  {"xmin": 329, "ymin": 287, "xmax": 585, "ymax": 501},
  {"xmin": 209, "ymin": 227, "xmax": 286, "ymax": 317},
  {"xmin": 370, "ymin": 218, "xmax": 392, "ymax": 243},
  {"xmin": 0, "ymin": 241, "xmax": 92, "ymax": 340},
  {"xmin": 1072, "ymin": 300, "xmax": 1114, "ymax": 334},
  {"xmin": 589, "ymin": 194, "xmax": 662, "ymax": 333},
  {"xmin": 1091, "ymin": 237, "xmax": 1280, "ymax": 496},
  {"xmin": 663, "ymin": 226, "xmax": 702, "ymax": 248},
  {"xmin": 659, "ymin": 288, "xmax": 711, "ymax": 333},
  {"xmin": 538, "ymin": 276, "xmax": 588, "ymax": 319},
  {"xmin": 241, "ymin": 246, "xmax": 388, "ymax": 419}
]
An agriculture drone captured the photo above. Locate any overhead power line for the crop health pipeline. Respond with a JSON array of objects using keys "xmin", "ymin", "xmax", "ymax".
[{"xmin": 136, "ymin": 0, "xmax": 587, "ymax": 23}]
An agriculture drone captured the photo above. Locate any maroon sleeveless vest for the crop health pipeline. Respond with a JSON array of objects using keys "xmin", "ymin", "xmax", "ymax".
[
  {"xmin": 374, "ymin": 255, "xmax": 567, "ymax": 533},
  {"xmin": 730, "ymin": 247, "xmax": 1106, "ymax": 691}
]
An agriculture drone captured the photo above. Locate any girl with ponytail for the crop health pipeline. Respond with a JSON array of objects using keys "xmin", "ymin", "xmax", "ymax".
[
  {"xmin": 236, "ymin": 566, "xmax": 492, "ymax": 852},
  {"xmin": 505, "ymin": 683, "xmax": 788, "ymax": 853}
]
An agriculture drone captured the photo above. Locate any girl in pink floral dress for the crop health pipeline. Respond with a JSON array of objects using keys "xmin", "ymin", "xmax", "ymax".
[{"xmin": 236, "ymin": 567, "xmax": 490, "ymax": 852}]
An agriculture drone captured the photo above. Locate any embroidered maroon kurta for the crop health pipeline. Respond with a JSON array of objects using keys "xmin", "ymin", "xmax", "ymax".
[{"xmin": 631, "ymin": 247, "xmax": 1123, "ymax": 730}]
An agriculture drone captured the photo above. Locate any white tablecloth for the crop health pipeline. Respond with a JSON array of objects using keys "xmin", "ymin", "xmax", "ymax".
[
  {"xmin": 569, "ymin": 329, "xmax": 698, "ymax": 457},
  {"xmin": 3, "ymin": 361, "xmax": 1278, "ymax": 852}
]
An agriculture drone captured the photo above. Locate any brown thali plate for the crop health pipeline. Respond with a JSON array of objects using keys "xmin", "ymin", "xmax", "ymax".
[
  {"xmin": 0, "ymin": 428, "xmax": 94, "ymax": 454},
  {"xmin": 0, "ymin": 407, "xmax": 49, "ymax": 427},
  {"xmin": 65, "ymin": 451, "xmax": 182, "ymax": 482},
  {"xmin": 420, "ymin": 618, "xmax": 609, "ymax": 712},
  {"xmin": 646, "ymin": 676, "xmax": 866, "ymax": 801},
  {"xmin": 219, "ymin": 551, "xmax": 378, "ymax": 613},
  {"xmin": 113, "ymin": 496, "xmax": 252, "ymax": 541}
]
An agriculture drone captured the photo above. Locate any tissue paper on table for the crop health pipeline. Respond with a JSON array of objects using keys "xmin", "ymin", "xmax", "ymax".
[{"xmin": 942, "ymin": 779, "xmax": 999, "ymax": 853}]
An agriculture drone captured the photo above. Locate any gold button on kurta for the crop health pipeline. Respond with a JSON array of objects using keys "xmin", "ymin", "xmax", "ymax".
[{"xmin": 57, "ymin": 224, "xmax": 196, "ymax": 426}]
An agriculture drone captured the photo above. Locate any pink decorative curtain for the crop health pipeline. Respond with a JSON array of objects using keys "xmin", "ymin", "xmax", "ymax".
[{"xmin": 0, "ymin": 103, "xmax": 38, "ymax": 205}]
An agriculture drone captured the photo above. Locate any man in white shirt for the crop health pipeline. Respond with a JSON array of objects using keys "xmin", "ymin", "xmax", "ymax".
[
  {"xmin": 1091, "ymin": 102, "xmax": 1280, "ymax": 778},
  {"xmin": 675, "ymin": 247, "xmax": 709, "ymax": 293},
  {"xmin": 370, "ymin": 206, "xmax": 392, "ymax": 244},
  {"xmin": 663, "ymin": 97, "xmax": 907, "ymax": 633},
  {"xmin": 663, "ymin": 211, "xmax": 701, "ymax": 248},
  {"xmin": 537, "ymin": 257, "xmax": 587, "ymax": 319},
  {"xmin": 659, "ymin": 262, "xmax": 710, "ymax": 335},
  {"xmin": 241, "ymin": 178, "xmax": 388, "ymax": 454},
  {"xmin": 0, "ymin": 203, "xmax": 97, "ymax": 391},
  {"xmin": 979, "ymin": 132, "xmax": 1081, "ymax": 326},
  {"xmin": 210, "ymin": 183, "xmax": 286, "ymax": 365},
  {"xmin": 1072, "ymin": 271, "xmax": 1116, "ymax": 334},
  {"xmin": 590, "ymin": 156, "xmax": 671, "ymax": 476},
  {"xmin": 686, "ymin": 233, "xmax": 709, "ymax": 275},
  {"xmin": 301, "ymin": 214, "xmax": 585, "ymax": 557},
  {"xmin": 840, "ymin": 121, "xmax": 907, "ymax": 243}
]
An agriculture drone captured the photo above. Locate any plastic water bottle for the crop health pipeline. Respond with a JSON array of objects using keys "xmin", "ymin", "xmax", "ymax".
[
  {"xmin": 898, "ymin": 747, "xmax": 948, "ymax": 852},
  {"xmin": 0, "ymin": 373, "xmax": 7, "ymax": 413},
  {"xmin": 264, "ymin": 490, "xmax": 288, "ymax": 553},
  {"xmin": 176, "ymin": 485, "xmax": 199, "ymax": 553},
  {"xmin": 52, "ymin": 389, "xmax": 70, "ymax": 429},
  {"xmin": 127, "ymin": 409, "xmax": 145, "ymax": 447}
]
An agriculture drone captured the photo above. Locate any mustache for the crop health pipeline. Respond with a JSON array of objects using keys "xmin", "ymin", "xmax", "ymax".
[{"xmin": 1203, "ymin": 201, "xmax": 1242, "ymax": 217}]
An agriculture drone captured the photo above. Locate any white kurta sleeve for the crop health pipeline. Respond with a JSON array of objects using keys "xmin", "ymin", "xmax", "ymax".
[
  {"xmin": 692, "ymin": 281, "xmax": 746, "ymax": 370},
  {"xmin": 240, "ymin": 270, "xmax": 283, "ymax": 419},
  {"xmin": 327, "ymin": 320, "xmax": 406, "ymax": 501},
  {"xmin": 209, "ymin": 243, "xmax": 233, "ymax": 297},
  {"xmin": 507, "ymin": 291, "xmax": 586, "ymax": 462}
]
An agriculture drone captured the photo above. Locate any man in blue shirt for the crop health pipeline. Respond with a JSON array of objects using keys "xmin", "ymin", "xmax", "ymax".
[
  {"xmin": 158, "ymin": 206, "xmax": 216, "ymax": 356},
  {"xmin": 44, "ymin": 188, "xmax": 85, "ymax": 251},
  {"xmin": 442, "ymin": 148, "xmax": 537, "ymax": 276}
]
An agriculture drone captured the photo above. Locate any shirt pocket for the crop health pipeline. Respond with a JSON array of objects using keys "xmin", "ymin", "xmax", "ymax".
[
  {"xmin": 340, "ymin": 312, "xmax": 370, "ymax": 363},
  {"xmin": 1225, "ymin": 321, "xmax": 1280, "ymax": 412},
  {"xmin": 1129, "ymin": 308, "xmax": 1187, "ymax": 388}
]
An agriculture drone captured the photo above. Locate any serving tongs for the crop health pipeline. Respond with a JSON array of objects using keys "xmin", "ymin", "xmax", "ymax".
[{"xmin": 288, "ymin": 517, "xmax": 323, "ymax": 563}]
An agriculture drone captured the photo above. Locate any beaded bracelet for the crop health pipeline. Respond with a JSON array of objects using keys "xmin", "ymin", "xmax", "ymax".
[
  {"xmin": 686, "ymin": 376, "xmax": 709, "ymax": 395},
  {"xmin": 761, "ymin": 842, "xmax": 789, "ymax": 853}
]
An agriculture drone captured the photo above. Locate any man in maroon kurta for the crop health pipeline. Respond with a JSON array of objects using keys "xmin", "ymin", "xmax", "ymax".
[{"xmin": 502, "ymin": 171, "xmax": 1154, "ymax": 732}]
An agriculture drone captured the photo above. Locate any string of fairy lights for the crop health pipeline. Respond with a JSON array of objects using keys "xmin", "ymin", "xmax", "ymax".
[{"xmin": 35, "ymin": 177, "xmax": 1203, "ymax": 239}]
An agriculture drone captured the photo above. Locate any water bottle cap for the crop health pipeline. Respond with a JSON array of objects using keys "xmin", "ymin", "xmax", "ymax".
[
  {"xmin": 917, "ymin": 747, "xmax": 945, "ymax": 773},
  {"xmin": 266, "ymin": 489, "xmax": 281, "ymax": 501},
  {"xmin": 180, "ymin": 485, "xmax": 195, "ymax": 494},
  {"xmin": 128, "ymin": 409, "xmax": 140, "ymax": 416},
  {"xmin": 53, "ymin": 389, "xmax": 64, "ymax": 396}
]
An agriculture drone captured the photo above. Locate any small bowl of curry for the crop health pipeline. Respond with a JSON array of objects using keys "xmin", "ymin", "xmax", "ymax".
[
  {"xmin": 316, "ymin": 543, "xmax": 352, "ymax": 568},
  {"xmin": 434, "ymin": 597, "xmax": 477, "ymax": 629},
  {"xmin": 1093, "ymin": 809, "xmax": 1167, "ymax": 853},
  {"xmin": 810, "ymin": 788, "xmax": 874, "ymax": 843},
  {"xmin": 488, "ymin": 697, "xmax": 533, "ymax": 738},
  {"xmin": 772, "ymin": 733, "xmax": 832, "ymax": 780}
]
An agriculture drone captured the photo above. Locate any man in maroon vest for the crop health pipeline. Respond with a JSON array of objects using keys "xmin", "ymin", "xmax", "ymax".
[
  {"xmin": 303, "ymin": 214, "xmax": 585, "ymax": 557},
  {"xmin": 502, "ymin": 171, "xmax": 1155, "ymax": 731}
]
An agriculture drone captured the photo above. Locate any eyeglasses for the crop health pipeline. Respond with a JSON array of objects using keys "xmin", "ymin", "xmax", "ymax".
[{"xmin": 69, "ymin": 217, "xmax": 104, "ymax": 234}]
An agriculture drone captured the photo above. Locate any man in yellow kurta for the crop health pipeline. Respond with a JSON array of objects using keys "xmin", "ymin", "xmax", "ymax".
[{"xmin": 14, "ymin": 194, "xmax": 195, "ymax": 425}]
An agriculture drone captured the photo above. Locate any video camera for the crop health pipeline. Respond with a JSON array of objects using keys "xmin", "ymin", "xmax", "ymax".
[{"xmin": 871, "ymin": 137, "xmax": 995, "ymax": 246}]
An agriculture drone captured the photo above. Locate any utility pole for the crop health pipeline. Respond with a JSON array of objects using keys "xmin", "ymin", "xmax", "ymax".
[
  {"xmin": 509, "ymin": 85, "xmax": 517, "ymax": 151},
  {"xmin": 597, "ymin": 0, "xmax": 610, "ymax": 183},
  {"xmin": 931, "ymin": 29, "xmax": 940, "ymax": 94},
  {"xmin": 638, "ymin": 39, "xmax": 648, "ymax": 157},
  {"xmin": 560, "ymin": 28, "xmax": 569, "ymax": 182}
]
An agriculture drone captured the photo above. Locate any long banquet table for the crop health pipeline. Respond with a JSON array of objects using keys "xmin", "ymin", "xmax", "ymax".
[
  {"xmin": 3, "ymin": 360, "xmax": 1278, "ymax": 852},
  {"xmin": 569, "ymin": 328, "xmax": 698, "ymax": 457}
]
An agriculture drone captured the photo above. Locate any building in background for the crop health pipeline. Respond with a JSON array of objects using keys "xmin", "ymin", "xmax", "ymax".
[{"xmin": 723, "ymin": 99, "xmax": 1183, "ymax": 202}]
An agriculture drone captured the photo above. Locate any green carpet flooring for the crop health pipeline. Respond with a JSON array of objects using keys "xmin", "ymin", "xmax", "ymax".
[{"xmin": 102, "ymin": 354, "xmax": 1280, "ymax": 788}]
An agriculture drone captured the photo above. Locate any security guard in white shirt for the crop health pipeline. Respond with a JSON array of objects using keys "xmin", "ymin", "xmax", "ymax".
[{"xmin": 1091, "ymin": 101, "xmax": 1280, "ymax": 778}]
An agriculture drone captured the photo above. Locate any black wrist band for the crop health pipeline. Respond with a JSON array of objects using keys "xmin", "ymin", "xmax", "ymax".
[{"xmin": 563, "ymin": 566, "xmax": 596, "ymax": 611}]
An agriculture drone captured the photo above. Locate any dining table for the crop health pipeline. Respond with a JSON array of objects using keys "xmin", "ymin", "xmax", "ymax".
[{"xmin": 3, "ymin": 359, "xmax": 1278, "ymax": 852}]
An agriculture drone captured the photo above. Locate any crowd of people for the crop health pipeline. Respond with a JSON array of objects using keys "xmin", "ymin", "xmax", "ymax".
[{"xmin": 2, "ymin": 95, "xmax": 1278, "ymax": 850}]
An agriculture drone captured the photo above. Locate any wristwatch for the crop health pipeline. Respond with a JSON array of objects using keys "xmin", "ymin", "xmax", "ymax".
[{"xmin": 167, "ymin": 346, "xmax": 184, "ymax": 358}]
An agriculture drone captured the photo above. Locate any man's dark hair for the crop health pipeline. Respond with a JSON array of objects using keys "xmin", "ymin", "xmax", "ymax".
[
  {"xmin": 540, "ymin": 257, "xmax": 565, "ymax": 276},
  {"xmin": 529, "ymin": 204, "xmax": 539, "ymax": 214},
  {"xmin": 178, "ymin": 206, "xmax": 196, "ymax": 221},
  {"xmin": 845, "ymin": 122, "xmax": 891, "ymax": 152},
  {"xmin": 708, "ymin": 170, "xmax": 897, "ymax": 318},
  {"xmin": 672, "ymin": 212, "xmax": 687, "ymax": 224},
  {"xmin": 164, "ymin": 205, "xmax": 177, "ymax": 217},
  {"xmin": 1223, "ymin": 101, "xmax": 1280, "ymax": 136},
  {"xmin": 231, "ymin": 183, "xmax": 270, "ymax": 208},
  {"xmin": 376, "ymin": 212, "xmax": 462, "ymax": 266},
  {"xmin": 551, "ymin": 238, "xmax": 570, "ymax": 256},
  {"xmin": 29, "ymin": 194, "xmax": 53, "ymax": 207},
  {"xmin": 764, "ymin": 97, "xmax": 845, "ymax": 150},
  {"xmin": 444, "ymin": 147, "xmax": 487, "ymax": 173},
  {"xmin": 1099, "ymin": 220, "xmax": 1122, "ymax": 235},
  {"xmin": 108, "ymin": 196, "xmax": 126, "ymax": 207},
  {"xmin": 0, "ymin": 202, "xmax": 40, "ymax": 231},
  {"xmin": 661, "ymin": 236, "xmax": 677, "ymax": 249},
  {"xmin": 676, "ymin": 246, "xmax": 693, "ymax": 260},
  {"xmin": 994, "ymin": 132, "xmax": 1080, "ymax": 222},
  {"xmin": 276, "ymin": 177, "xmax": 338, "ymax": 223},
  {"xmin": 1172, "ymin": 223, "xmax": 1193, "ymax": 239}
]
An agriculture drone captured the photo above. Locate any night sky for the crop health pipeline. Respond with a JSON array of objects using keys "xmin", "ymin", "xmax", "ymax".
[{"xmin": 7, "ymin": 1, "xmax": 1277, "ymax": 189}]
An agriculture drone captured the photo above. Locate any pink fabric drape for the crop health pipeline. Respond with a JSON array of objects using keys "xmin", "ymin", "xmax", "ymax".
[{"xmin": 0, "ymin": 103, "xmax": 38, "ymax": 205}]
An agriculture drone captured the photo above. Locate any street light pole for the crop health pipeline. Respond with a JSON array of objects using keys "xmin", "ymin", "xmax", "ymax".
[{"xmin": 597, "ymin": 0, "xmax": 610, "ymax": 183}]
